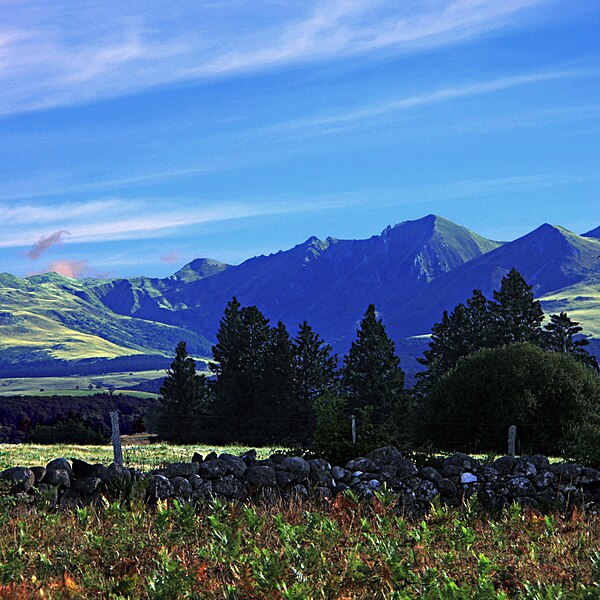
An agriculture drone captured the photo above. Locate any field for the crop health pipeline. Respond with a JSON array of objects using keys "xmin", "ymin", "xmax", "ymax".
[
  {"xmin": 0, "ymin": 370, "xmax": 171, "ymax": 398},
  {"xmin": 0, "ymin": 443, "xmax": 283, "ymax": 471},
  {"xmin": 0, "ymin": 492, "xmax": 598, "ymax": 598}
]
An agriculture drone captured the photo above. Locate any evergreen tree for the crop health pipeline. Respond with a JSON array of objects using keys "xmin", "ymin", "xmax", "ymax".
[
  {"xmin": 543, "ymin": 312, "xmax": 599, "ymax": 371},
  {"xmin": 262, "ymin": 321, "xmax": 295, "ymax": 424},
  {"xmin": 156, "ymin": 341, "xmax": 210, "ymax": 441},
  {"xmin": 342, "ymin": 304, "xmax": 405, "ymax": 445},
  {"xmin": 490, "ymin": 268, "xmax": 544, "ymax": 344},
  {"xmin": 210, "ymin": 299, "xmax": 273, "ymax": 441},
  {"xmin": 292, "ymin": 320, "xmax": 338, "ymax": 420}
]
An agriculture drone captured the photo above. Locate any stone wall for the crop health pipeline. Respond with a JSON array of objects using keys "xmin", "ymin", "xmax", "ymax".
[{"xmin": 1, "ymin": 446, "xmax": 599, "ymax": 513}]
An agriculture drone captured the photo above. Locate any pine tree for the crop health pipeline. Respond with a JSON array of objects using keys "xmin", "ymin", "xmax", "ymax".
[
  {"xmin": 543, "ymin": 312, "xmax": 599, "ymax": 370},
  {"xmin": 157, "ymin": 341, "xmax": 210, "ymax": 441},
  {"xmin": 292, "ymin": 320, "xmax": 338, "ymax": 421},
  {"xmin": 262, "ymin": 321, "xmax": 295, "ymax": 427},
  {"xmin": 342, "ymin": 305, "xmax": 405, "ymax": 444},
  {"xmin": 491, "ymin": 268, "xmax": 544, "ymax": 344},
  {"xmin": 210, "ymin": 299, "xmax": 272, "ymax": 440}
]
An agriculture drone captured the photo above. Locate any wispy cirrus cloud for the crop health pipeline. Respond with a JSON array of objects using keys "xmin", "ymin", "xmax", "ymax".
[{"xmin": 0, "ymin": 0, "xmax": 550, "ymax": 116}]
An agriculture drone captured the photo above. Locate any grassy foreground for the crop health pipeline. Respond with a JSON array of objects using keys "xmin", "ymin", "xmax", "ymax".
[{"xmin": 0, "ymin": 495, "xmax": 598, "ymax": 599}]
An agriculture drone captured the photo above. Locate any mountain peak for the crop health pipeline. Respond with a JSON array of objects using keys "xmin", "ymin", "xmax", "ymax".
[
  {"xmin": 582, "ymin": 225, "xmax": 600, "ymax": 239},
  {"xmin": 172, "ymin": 258, "xmax": 229, "ymax": 282}
]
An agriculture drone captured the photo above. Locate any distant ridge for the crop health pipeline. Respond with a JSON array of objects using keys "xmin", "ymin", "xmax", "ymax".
[{"xmin": 0, "ymin": 215, "xmax": 598, "ymax": 377}]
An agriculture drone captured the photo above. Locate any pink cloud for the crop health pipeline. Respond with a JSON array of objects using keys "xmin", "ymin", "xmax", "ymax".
[
  {"xmin": 48, "ymin": 259, "xmax": 89, "ymax": 279},
  {"xmin": 160, "ymin": 251, "xmax": 181, "ymax": 264}
]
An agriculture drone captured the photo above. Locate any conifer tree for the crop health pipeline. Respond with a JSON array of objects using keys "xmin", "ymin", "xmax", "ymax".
[
  {"xmin": 157, "ymin": 341, "xmax": 210, "ymax": 441},
  {"xmin": 342, "ymin": 305, "xmax": 405, "ymax": 443},
  {"xmin": 292, "ymin": 320, "xmax": 338, "ymax": 420},
  {"xmin": 543, "ymin": 312, "xmax": 599, "ymax": 371},
  {"xmin": 490, "ymin": 268, "xmax": 544, "ymax": 344}
]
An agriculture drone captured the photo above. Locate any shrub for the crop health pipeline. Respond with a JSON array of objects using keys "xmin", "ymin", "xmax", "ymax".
[
  {"xmin": 418, "ymin": 343, "xmax": 600, "ymax": 455},
  {"xmin": 29, "ymin": 419, "xmax": 108, "ymax": 445}
]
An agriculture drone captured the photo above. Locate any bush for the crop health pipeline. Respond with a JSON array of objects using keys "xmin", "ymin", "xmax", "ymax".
[
  {"xmin": 560, "ymin": 421, "xmax": 600, "ymax": 468},
  {"xmin": 311, "ymin": 391, "xmax": 355, "ymax": 465},
  {"xmin": 29, "ymin": 419, "xmax": 108, "ymax": 445},
  {"xmin": 418, "ymin": 343, "xmax": 600, "ymax": 455}
]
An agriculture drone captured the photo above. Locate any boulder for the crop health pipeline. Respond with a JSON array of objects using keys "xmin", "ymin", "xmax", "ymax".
[
  {"xmin": 247, "ymin": 466, "xmax": 277, "ymax": 488},
  {"xmin": 71, "ymin": 458, "xmax": 97, "ymax": 479},
  {"xmin": 275, "ymin": 470, "xmax": 295, "ymax": 489},
  {"xmin": 72, "ymin": 477, "xmax": 102, "ymax": 496},
  {"xmin": 278, "ymin": 457, "xmax": 310, "ymax": 483},
  {"xmin": 43, "ymin": 469, "xmax": 71, "ymax": 488},
  {"xmin": 59, "ymin": 489, "xmax": 83, "ymax": 509},
  {"xmin": 198, "ymin": 459, "xmax": 228, "ymax": 479},
  {"xmin": 219, "ymin": 454, "xmax": 247, "ymax": 478},
  {"xmin": 366, "ymin": 446, "xmax": 403, "ymax": 467},
  {"xmin": 0, "ymin": 467, "xmax": 35, "ymax": 493},
  {"xmin": 191, "ymin": 452, "xmax": 203, "ymax": 464},
  {"xmin": 150, "ymin": 475, "xmax": 174, "ymax": 500},
  {"xmin": 30, "ymin": 466, "xmax": 46, "ymax": 485},
  {"xmin": 188, "ymin": 474, "xmax": 204, "ymax": 490},
  {"xmin": 345, "ymin": 458, "xmax": 376, "ymax": 473},
  {"xmin": 331, "ymin": 466, "xmax": 351, "ymax": 483},
  {"xmin": 284, "ymin": 484, "xmax": 308, "ymax": 500},
  {"xmin": 443, "ymin": 453, "xmax": 481, "ymax": 472},
  {"xmin": 507, "ymin": 477, "xmax": 535, "ymax": 497},
  {"xmin": 460, "ymin": 472, "xmax": 478, "ymax": 485},
  {"xmin": 46, "ymin": 458, "xmax": 72, "ymax": 476},
  {"xmin": 492, "ymin": 456, "xmax": 518, "ymax": 475},
  {"xmin": 191, "ymin": 481, "xmax": 213, "ymax": 500},
  {"xmin": 161, "ymin": 462, "xmax": 199, "ymax": 479},
  {"xmin": 171, "ymin": 477, "xmax": 192, "ymax": 499},
  {"xmin": 213, "ymin": 478, "xmax": 246, "ymax": 500}
]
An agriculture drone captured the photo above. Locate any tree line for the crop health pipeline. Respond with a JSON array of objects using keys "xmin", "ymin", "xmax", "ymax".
[{"xmin": 156, "ymin": 268, "xmax": 599, "ymax": 461}]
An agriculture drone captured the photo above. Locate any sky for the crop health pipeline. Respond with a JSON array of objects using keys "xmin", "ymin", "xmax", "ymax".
[{"xmin": 0, "ymin": 0, "xmax": 599, "ymax": 279}]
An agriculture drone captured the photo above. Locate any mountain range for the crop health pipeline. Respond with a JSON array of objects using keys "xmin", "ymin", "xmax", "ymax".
[{"xmin": 1, "ymin": 214, "xmax": 598, "ymax": 379}]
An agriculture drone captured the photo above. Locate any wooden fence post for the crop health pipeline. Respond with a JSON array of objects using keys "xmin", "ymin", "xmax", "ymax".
[
  {"xmin": 508, "ymin": 425, "xmax": 517, "ymax": 458},
  {"xmin": 110, "ymin": 411, "xmax": 123, "ymax": 466}
]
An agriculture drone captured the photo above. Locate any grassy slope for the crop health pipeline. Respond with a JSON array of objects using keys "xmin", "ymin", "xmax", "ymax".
[{"xmin": 0, "ymin": 273, "xmax": 211, "ymax": 363}]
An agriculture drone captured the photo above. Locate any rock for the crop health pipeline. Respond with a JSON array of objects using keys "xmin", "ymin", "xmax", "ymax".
[
  {"xmin": 30, "ymin": 466, "xmax": 46, "ymax": 484},
  {"xmin": 507, "ymin": 477, "xmax": 535, "ymax": 497},
  {"xmin": 443, "ymin": 453, "xmax": 481, "ymax": 472},
  {"xmin": 524, "ymin": 455, "xmax": 550, "ymax": 470},
  {"xmin": 191, "ymin": 481, "xmax": 213, "ymax": 500},
  {"xmin": 285, "ymin": 484, "xmax": 308, "ymax": 500},
  {"xmin": 551, "ymin": 463, "xmax": 583, "ymax": 480},
  {"xmin": 461, "ymin": 472, "xmax": 478, "ymax": 485},
  {"xmin": 314, "ymin": 486, "xmax": 333, "ymax": 499},
  {"xmin": 278, "ymin": 457, "xmax": 310, "ymax": 483},
  {"xmin": 213, "ymin": 478, "xmax": 247, "ymax": 500},
  {"xmin": 59, "ymin": 489, "xmax": 83, "ymax": 509},
  {"xmin": 71, "ymin": 458, "xmax": 97, "ymax": 479},
  {"xmin": 492, "ymin": 456, "xmax": 518, "ymax": 475},
  {"xmin": 332, "ymin": 466, "xmax": 352, "ymax": 483},
  {"xmin": 310, "ymin": 468, "xmax": 334, "ymax": 488},
  {"xmin": 581, "ymin": 468, "xmax": 600, "ymax": 485},
  {"xmin": 188, "ymin": 474, "xmax": 204, "ymax": 490},
  {"xmin": 241, "ymin": 449, "xmax": 257, "ymax": 463},
  {"xmin": 437, "ymin": 478, "xmax": 458, "ymax": 498},
  {"xmin": 442, "ymin": 465, "xmax": 464, "ymax": 478},
  {"xmin": 393, "ymin": 459, "xmax": 418, "ymax": 479},
  {"xmin": 368, "ymin": 479, "xmax": 381, "ymax": 490},
  {"xmin": 43, "ymin": 469, "xmax": 71, "ymax": 488},
  {"xmin": 104, "ymin": 464, "xmax": 132, "ymax": 488},
  {"xmin": 247, "ymin": 466, "xmax": 277, "ymax": 488},
  {"xmin": 219, "ymin": 454, "xmax": 247, "ymax": 478},
  {"xmin": 0, "ymin": 467, "xmax": 35, "ymax": 493},
  {"xmin": 345, "ymin": 457, "xmax": 376, "ymax": 473},
  {"xmin": 198, "ymin": 459, "xmax": 228, "ymax": 479},
  {"xmin": 352, "ymin": 481, "xmax": 375, "ymax": 500},
  {"xmin": 419, "ymin": 467, "xmax": 442, "ymax": 483},
  {"xmin": 150, "ymin": 475, "xmax": 174, "ymax": 499},
  {"xmin": 46, "ymin": 458, "xmax": 72, "ymax": 477},
  {"xmin": 276, "ymin": 470, "xmax": 295, "ymax": 489},
  {"xmin": 204, "ymin": 451, "xmax": 218, "ymax": 461},
  {"xmin": 513, "ymin": 460, "xmax": 537, "ymax": 478},
  {"xmin": 309, "ymin": 458, "xmax": 331, "ymax": 472},
  {"xmin": 72, "ymin": 477, "xmax": 102, "ymax": 496},
  {"xmin": 414, "ymin": 480, "xmax": 439, "ymax": 503},
  {"xmin": 192, "ymin": 452, "xmax": 203, "ymax": 464},
  {"xmin": 533, "ymin": 471, "xmax": 557, "ymax": 488},
  {"xmin": 366, "ymin": 445, "xmax": 404, "ymax": 467},
  {"xmin": 161, "ymin": 462, "xmax": 199, "ymax": 479},
  {"xmin": 171, "ymin": 477, "xmax": 192, "ymax": 499}
]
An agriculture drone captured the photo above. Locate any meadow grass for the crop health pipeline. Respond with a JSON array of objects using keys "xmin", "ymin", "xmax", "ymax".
[
  {"xmin": 0, "ymin": 443, "xmax": 283, "ymax": 471},
  {"xmin": 0, "ymin": 493, "xmax": 597, "ymax": 598}
]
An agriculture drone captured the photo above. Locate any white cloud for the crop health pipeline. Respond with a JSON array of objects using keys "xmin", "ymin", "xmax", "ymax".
[{"xmin": 0, "ymin": 0, "xmax": 550, "ymax": 116}]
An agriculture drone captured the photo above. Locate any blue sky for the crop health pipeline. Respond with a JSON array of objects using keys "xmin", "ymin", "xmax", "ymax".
[{"xmin": 1, "ymin": 0, "xmax": 599, "ymax": 279}]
